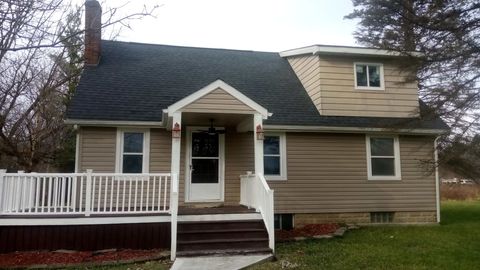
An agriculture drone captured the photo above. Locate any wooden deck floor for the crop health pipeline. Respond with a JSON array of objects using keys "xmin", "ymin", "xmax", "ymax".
[{"xmin": 178, "ymin": 205, "xmax": 255, "ymax": 215}]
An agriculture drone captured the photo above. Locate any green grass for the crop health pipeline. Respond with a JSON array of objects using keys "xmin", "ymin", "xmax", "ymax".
[{"xmin": 250, "ymin": 200, "xmax": 480, "ymax": 270}]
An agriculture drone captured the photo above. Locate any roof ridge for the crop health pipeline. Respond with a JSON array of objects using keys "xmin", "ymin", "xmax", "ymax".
[{"xmin": 101, "ymin": 40, "xmax": 278, "ymax": 54}]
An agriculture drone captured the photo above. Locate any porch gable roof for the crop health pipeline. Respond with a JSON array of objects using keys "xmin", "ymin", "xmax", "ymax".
[{"xmin": 167, "ymin": 79, "xmax": 270, "ymax": 119}]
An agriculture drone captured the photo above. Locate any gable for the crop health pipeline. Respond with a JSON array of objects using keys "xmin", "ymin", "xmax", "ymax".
[
  {"xmin": 167, "ymin": 79, "xmax": 269, "ymax": 118},
  {"xmin": 182, "ymin": 87, "xmax": 256, "ymax": 114}
]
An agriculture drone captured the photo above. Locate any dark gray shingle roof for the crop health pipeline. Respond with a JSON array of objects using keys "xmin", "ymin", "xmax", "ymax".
[{"xmin": 67, "ymin": 40, "xmax": 448, "ymax": 130}]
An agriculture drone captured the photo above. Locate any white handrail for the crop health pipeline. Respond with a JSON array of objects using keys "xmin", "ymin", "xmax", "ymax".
[
  {"xmin": 240, "ymin": 172, "xmax": 275, "ymax": 252},
  {"xmin": 0, "ymin": 170, "xmax": 172, "ymax": 217}
]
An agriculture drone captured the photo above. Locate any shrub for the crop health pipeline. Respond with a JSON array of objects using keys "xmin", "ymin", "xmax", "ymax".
[{"xmin": 441, "ymin": 184, "xmax": 480, "ymax": 201}]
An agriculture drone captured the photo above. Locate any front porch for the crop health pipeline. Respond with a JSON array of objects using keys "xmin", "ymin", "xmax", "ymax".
[
  {"xmin": 0, "ymin": 80, "xmax": 275, "ymax": 260},
  {"xmin": 0, "ymin": 170, "xmax": 273, "ymax": 259}
]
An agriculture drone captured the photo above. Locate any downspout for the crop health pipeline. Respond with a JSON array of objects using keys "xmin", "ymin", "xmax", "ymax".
[{"xmin": 434, "ymin": 136, "xmax": 441, "ymax": 223}]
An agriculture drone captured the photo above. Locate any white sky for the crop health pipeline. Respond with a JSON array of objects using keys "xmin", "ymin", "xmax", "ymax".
[{"xmin": 82, "ymin": 0, "xmax": 359, "ymax": 52}]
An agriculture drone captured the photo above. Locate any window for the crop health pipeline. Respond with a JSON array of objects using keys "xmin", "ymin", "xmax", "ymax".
[
  {"xmin": 370, "ymin": 212, "xmax": 395, "ymax": 223},
  {"xmin": 263, "ymin": 133, "xmax": 287, "ymax": 180},
  {"xmin": 354, "ymin": 63, "xmax": 384, "ymax": 90},
  {"xmin": 274, "ymin": 214, "xmax": 293, "ymax": 230},
  {"xmin": 116, "ymin": 129, "xmax": 150, "ymax": 173},
  {"xmin": 366, "ymin": 135, "xmax": 401, "ymax": 180}
]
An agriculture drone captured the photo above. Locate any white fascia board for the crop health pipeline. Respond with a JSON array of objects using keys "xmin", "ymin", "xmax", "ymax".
[
  {"xmin": 167, "ymin": 79, "xmax": 269, "ymax": 119},
  {"xmin": 65, "ymin": 119, "xmax": 164, "ymax": 127},
  {"xmin": 279, "ymin": 45, "xmax": 423, "ymax": 58},
  {"xmin": 264, "ymin": 124, "xmax": 446, "ymax": 135},
  {"xmin": 0, "ymin": 215, "xmax": 170, "ymax": 226}
]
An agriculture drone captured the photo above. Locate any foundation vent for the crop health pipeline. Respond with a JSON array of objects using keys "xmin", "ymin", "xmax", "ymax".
[{"xmin": 370, "ymin": 212, "xmax": 395, "ymax": 223}]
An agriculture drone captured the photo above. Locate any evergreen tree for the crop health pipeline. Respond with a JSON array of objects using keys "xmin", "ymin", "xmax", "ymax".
[{"xmin": 346, "ymin": 0, "xmax": 480, "ymax": 140}]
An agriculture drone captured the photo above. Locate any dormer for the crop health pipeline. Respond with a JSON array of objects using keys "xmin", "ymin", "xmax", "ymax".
[{"xmin": 280, "ymin": 45, "xmax": 421, "ymax": 118}]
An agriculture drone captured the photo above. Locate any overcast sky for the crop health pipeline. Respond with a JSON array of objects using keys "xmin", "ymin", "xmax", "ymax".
[{"xmin": 87, "ymin": 0, "xmax": 359, "ymax": 52}]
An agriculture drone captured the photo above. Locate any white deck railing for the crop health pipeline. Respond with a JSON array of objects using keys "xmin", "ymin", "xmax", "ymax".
[
  {"xmin": 0, "ymin": 170, "xmax": 172, "ymax": 216},
  {"xmin": 240, "ymin": 172, "xmax": 275, "ymax": 252}
]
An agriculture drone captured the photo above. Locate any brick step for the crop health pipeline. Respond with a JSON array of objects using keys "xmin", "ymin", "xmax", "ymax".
[
  {"xmin": 178, "ymin": 220, "xmax": 265, "ymax": 231},
  {"xmin": 177, "ymin": 237, "xmax": 269, "ymax": 252},
  {"xmin": 178, "ymin": 228, "xmax": 267, "ymax": 241}
]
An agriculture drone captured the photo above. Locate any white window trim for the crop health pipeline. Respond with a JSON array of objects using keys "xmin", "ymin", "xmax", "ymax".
[
  {"xmin": 264, "ymin": 132, "xmax": 287, "ymax": 181},
  {"xmin": 354, "ymin": 62, "xmax": 385, "ymax": 91},
  {"xmin": 115, "ymin": 128, "xmax": 150, "ymax": 173},
  {"xmin": 366, "ymin": 135, "xmax": 401, "ymax": 180}
]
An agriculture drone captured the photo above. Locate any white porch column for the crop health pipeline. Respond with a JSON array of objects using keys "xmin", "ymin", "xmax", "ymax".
[
  {"xmin": 170, "ymin": 111, "xmax": 181, "ymax": 261},
  {"xmin": 253, "ymin": 113, "xmax": 264, "ymax": 175}
]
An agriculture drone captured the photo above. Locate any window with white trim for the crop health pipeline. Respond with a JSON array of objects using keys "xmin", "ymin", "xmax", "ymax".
[
  {"xmin": 355, "ymin": 63, "xmax": 384, "ymax": 90},
  {"xmin": 366, "ymin": 135, "xmax": 401, "ymax": 180},
  {"xmin": 264, "ymin": 133, "xmax": 287, "ymax": 180},
  {"xmin": 116, "ymin": 129, "xmax": 150, "ymax": 173}
]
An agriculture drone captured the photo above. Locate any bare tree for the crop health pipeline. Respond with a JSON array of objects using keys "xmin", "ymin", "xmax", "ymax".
[{"xmin": 0, "ymin": 0, "xmax": 158, "ymax": 171}]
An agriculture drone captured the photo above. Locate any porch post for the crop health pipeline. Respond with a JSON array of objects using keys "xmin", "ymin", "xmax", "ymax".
[
  {"xmin": 170, "ymin": 111, "xmax": 181, "ymax": 261},
  {"xmin": 171, "ymin": 111, "xmax": 182, "ymax": 178},
  {"xmin": 253, "ymin": 113, "xmax": 264, "ymax": 175}
]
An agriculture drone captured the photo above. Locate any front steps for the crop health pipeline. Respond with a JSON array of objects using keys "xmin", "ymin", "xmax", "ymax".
[{"xmin": 176, "ymin": 219, "xmax": 271, "ymax": 257}]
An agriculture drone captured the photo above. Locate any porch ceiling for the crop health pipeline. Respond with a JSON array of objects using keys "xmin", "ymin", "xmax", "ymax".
[{"xmin": 181, "ymin": 112, "xmax": 252, "ymax": 127}]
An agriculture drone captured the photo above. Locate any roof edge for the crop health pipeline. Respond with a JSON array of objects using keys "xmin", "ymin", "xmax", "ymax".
[
  {"xmin": 65, "ymin": 119, "xmax": 164, "ymax": 127},
  {"xmin": 264, "ymin": 124, "xmax": 447, "ymax": 135},
  {"xmin": 279, "ymin": 45, "xmax": 423, "ymax": 58}
]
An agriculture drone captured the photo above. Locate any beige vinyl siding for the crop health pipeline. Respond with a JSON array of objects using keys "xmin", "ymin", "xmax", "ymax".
[
  {"xmin": 182, "ymin": 88, "xmax": 255, "ymax": 114},
  {"xmin": 287, "ymin": 55, "xmax": 322, "ymax": 112},
  {"xmin": 78, "ymin": 127, "xmax": 435, "ymax": 214},
  {"xmin": 317, "ymin": 55, "xmax": 420, "ymax": 117},
  {"xmin": 269, "ymin": 133, "xmax": 436, "ymax": 214},
  {"xmin": 224, "ymin": 130, "xmax": 254, "ymax": 205},
  {"xmin": 149, "ymin": 129, "xmax": 172, "ymax": 172},
  {"xmin": 79, "ymin": 127, "xmax": 172, "ymax": 208},
  {"xmin": 79, "ymin": 127, "xmax": 172, "ymax": 173},
  {"xmin": 287, "ymin": 54, "xmax": 420, "ymax": 118},
  {"xmin": 78, "ymin": 127, "xmax": 116, "ymax": 172}
]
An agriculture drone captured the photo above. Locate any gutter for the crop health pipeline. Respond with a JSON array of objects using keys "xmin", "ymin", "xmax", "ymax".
[
  {"xmin": 65, "ymin": 119, "xmax": 164, "ymax": 127},
  {"xmin": 264, "ymin": 124, "xmax": 447, "ymax": 135},
  {"xmin": 434, "ymin": 136, "xmax": 441, "ymax": 223}
]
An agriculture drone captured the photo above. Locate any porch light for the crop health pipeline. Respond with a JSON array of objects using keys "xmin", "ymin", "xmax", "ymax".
[
  {"xmin": 172, "ymin": 122, "xmax": 181, "ymax": 138},
  {"xmin": 256, "ymin": 124, "xmax": 264, "ymax": 140}
]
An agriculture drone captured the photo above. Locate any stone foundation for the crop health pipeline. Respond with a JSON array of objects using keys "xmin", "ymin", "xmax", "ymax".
[{"xmin": 294, "ymin": 211, "xmax": 437, "ymax": 227}]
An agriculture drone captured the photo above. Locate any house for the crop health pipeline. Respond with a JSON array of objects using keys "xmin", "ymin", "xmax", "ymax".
[{"xmin": 0, "ymin": 0, "xmax": 448, "ymax": 261}]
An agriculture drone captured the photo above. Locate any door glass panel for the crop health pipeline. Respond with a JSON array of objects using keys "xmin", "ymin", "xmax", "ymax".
[
  {"xmin": 192, "ymin": 133, "xmax": 219, "ymax": 157},
  {"xmin": 192, "ymin": 159, "xmax": 219, "ymax": 183}
]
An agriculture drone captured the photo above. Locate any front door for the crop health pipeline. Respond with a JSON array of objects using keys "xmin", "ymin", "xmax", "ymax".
[{"xmin": 187, "ymin": 129, "xmax": 224, "ymax": 202}]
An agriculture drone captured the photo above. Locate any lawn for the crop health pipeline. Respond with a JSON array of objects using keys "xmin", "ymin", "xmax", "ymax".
[
  {"xmin": 77, "ymin": 200, "xmax": 479, "ymax": 270},
  {"xmin": 250, "ymin": 200, "xmax": 480, "ymax": 270}
]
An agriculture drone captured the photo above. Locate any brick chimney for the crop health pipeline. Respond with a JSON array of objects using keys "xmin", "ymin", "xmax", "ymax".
[{"xmin": 84, "ymin": 0, "xmax": 102, "ymax": 65}]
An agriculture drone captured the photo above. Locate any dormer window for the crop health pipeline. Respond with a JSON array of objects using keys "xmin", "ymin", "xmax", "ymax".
[{"xmin": 354, "ymin": 63, "xmax": 384, "ymax": 90}]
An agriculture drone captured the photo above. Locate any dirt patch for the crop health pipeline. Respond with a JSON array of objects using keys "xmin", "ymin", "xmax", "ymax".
[
  {"xmin": 0, "ymin": 249, "xmax": 167, "ymax": 268},
  {"xmin": 276, "ymin": 223, "xmax": 340, "ymax": 241}
]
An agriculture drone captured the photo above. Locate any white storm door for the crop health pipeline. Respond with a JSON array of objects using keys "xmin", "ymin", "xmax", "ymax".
[{"xmin": 187, "ymin": 131, "xmax": 224, "ymax": 202}]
